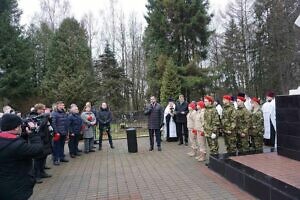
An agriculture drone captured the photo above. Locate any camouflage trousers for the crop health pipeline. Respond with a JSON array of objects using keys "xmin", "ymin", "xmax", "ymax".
[
  {"xmin": 250, "ymin": 135, "xmax": 263, "ymax": 152},
  {"xmin": 206, "ymin": 136, "xmax": 219, "ymax": 155},
  {"xmin": 224, "ymin": 133, "xmax": 237, "ymax": 154},
  {"xmin": 237, "ymin": 133, "xmax": 250, "ymax": 153}
]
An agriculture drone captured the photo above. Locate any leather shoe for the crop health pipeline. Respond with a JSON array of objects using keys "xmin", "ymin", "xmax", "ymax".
[
  {"xmin": 178, "ymin": 142, "xmax": 183, "ymax": 145},
  {"xmin": 70, "ymin": 154, "xmax": 76, "ymax": 158},
  {"xmin": 110, "ymin": 145, "xmax": 115, "ymax": 149},
  {"xmin": 60, "ymin": 158, "xmax": 69, "ymax": 162},
  {"xmin": 89, "ymin": 149, "xmax": 95, "ymax": 152},
  {"xmin": 36, "ymin": 178, "xmax": 43, "ymax": 184},
  {"xmin": 149, "ymin": 147, "xmax": 153, "ymax": 151},
  {"xmin": 157, "ymin": 146, "xmax": 162, "ymax": 151},
  {"xmin": 53, "ymin": 161, "xmax": 60, "ymax": 166},
  {"xmin": 41, "ymin": 173, "xmax": 52, "ymax": 178},
  {"xmin": 44, "ymin": 166, "xmax": 51, "ymax": 170}
]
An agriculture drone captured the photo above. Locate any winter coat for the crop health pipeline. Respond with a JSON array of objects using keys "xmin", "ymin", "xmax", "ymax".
[
  {"xmin": 0, "ymin": 132, "xmax": 43, "ymax": 200},
  {"xmin": 68, "ymin": 113, "xmax": 83, "ymax": 135},
  {"xmin": 81, "ymin": 112, "xmax": 96, "ymax": 138},
  {"xmin": 187, "ymin": 110, "xmax": 196, "ymax": 129},
  {"xmin": 51, "ymin": 109, "xmax": 69, "ymax": 135},
  {"xmin": 97, "ymin": 108, "xmax": 112, "ymax": 127},
  {"xmin": 175, "ymin": 101, "xmax": 188, "ymax": 123},
  {"xmin": 194, "ymin": 109, "xmax": 205, "ymax": 132},
  {"xmin": 204, "ymin": 105, "xmax": 220, "ymax": 137},
  {"xmin": 235, "ymin": 105, "xmax": 251, "ymax": 136},
  {"xmin": 144, "ymin": 103, "xmax": 164, "ymax": 130},
  {"xmin": 221, "ymin": 104, "xmax": 237, "ymax": 135}
]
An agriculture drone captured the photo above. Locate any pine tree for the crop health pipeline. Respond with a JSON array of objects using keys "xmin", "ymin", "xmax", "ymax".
[
  {"xmin": 160, "ymin": 57, "xmax": 181, "ymax": 106},
  {"xmin": 94, "ymin": 43, "xmax": 130, "ymax": 111},
  {"xmin": 41, "ymin": 17, "xmax": 94, "ymax": 106},
  {"xmin": 0, "ymin": 0, "xmax": 35, "ymax": 106}
]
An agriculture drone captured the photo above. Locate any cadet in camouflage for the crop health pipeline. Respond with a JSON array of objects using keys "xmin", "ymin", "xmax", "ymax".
[
  {"xmin": 203, "ymin": 96, "xmax": 220, "ymax": 155},
  {"xmin": 221, "ymin": 95, "xmax": 237, "ymax": 155},
  {"xmin": 250, "ymin": 97, "xmax": 264, "ymax": 153},
  {"xmin": 235, "ymin": 95, "xmax": 251, "ymax": 154}
]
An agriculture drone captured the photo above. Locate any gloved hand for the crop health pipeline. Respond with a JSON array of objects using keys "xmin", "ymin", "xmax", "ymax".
[{"xmin": 211, "ymin": 133, "xmax": 217, "ymax": 139}]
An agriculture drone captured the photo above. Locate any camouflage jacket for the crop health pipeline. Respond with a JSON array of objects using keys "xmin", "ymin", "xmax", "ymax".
[
  {"xmin": 250, "ymin": 108, "xmax": 264, "ymax": 136},
  {"xmin": 221, "ymin": 104, "xmax": 236, "ymax": 134},
  {"xmin": 204, "ymin": 105, "xmax": 220, "ymax": 136},
  {"xmin": 235, "ymin": 105, "xmax": 251, "ymax": 135}
]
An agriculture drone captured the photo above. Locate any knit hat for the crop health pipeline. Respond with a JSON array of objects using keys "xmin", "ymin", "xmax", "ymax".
[
  {"xmin": 197, "ymin": 101, "xmax": 205, "ymax": 109},
  {"xmin": 251, "ymin": 97, "xmax": 260, "ymax": 104},
  {"xmin": 237, "ymin": 96, "xmax": 246, "ymax": 102},
  {"xmin": 1, "ymin": 114, "xmax": 22, "ymax": 131},
  {"xmin": 266, "ymin": 91, "xmax": 275, "ymax": 98},
  {"xmin": 223, "ymin": 95, "xmax": 232, "ymax": 101},
  {"xmin": 188, "ymin": 103, "xmax": 196, "ymax": 110},
  {"xmin": 204, "ymin": 96, "xmax": 214, "ymax": 103}
]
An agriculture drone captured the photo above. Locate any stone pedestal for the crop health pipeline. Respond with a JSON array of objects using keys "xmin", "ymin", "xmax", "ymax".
[{"xmin": 276, "ymin": 95, "xmax": 300, "ymax": 161}]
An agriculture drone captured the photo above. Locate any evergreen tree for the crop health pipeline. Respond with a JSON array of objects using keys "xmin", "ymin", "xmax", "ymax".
[
  {"xmin": 144, "ymin": 0, "xmax": 211, "ymax": 97},
  {"xmin": 41, "ymin": 17, "xmax": 94, "ymax": 106},
  {"xmin": 94, "ymin": 43, "xmax": 130, "ymax": 111},
  {"xmin": 0, "ymin": 0, "xmax": 35, "ymax": 106},
  {"xmin": 160, "ymin": 57, "xmax": 181, "ymax": 105}
]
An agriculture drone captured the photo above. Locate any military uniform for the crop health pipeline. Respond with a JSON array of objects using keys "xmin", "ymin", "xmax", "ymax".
[
  {"xmin": 221, "ymin": 104, "xmax": 237, "ymax": 154},
  {"xmin": 235, "ymin": 105, "xmax": 251, "ymax": 153},
  {"xmin": 250, "ymin": 108, "xmax": 264, "ymax": 152},
  {"xmin": 204, "ymin": 105, "xmax": 220, "ymax": 155}
]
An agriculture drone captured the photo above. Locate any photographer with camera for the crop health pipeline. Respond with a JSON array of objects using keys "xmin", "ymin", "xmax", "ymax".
[
  {"xmin": 0, "ymin": 114, "xmax": 43, "ymax": 200},
  {"xmin": 29, "ymin": 104, "xmax": 52, "ymax": 183}
]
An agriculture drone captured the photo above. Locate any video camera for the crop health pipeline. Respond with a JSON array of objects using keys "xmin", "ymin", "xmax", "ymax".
[{"xmin": 21, "ymin": 113, "xmax": 50, "ymax": 134}]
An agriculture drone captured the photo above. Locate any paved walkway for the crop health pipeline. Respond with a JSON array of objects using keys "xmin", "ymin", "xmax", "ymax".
[{"xmin": 30, "ymin": 138, "xmax": 255, "ymax": 200}]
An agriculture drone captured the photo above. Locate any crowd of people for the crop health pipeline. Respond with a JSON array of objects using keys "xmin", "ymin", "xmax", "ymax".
[
  {"xmin": 144, "ymin": 92, "xmax": 277, "ymax": 162},
  {"xmin": 0, "ymin": 91, "xmax": 277, "ymax": 200},
  {"xmin": 0, "ymin": 101, "xmax": 114, "ymax": 200}
]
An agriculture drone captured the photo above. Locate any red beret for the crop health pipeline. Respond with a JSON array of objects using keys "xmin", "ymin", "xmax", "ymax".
[
  {"xmin": 237, "ymin": 96, "xmax": 246, "ymax": 102},
  {"xmin": 251, "ymin": 97, "xmax": 260, "ymax": 104},
  {"xmin": 223, "ymin": 95, "xmax": 232, "ymax": 101},
  {"xmin": 197, "ymin": 101, "xmax": 205, "ymax": 109},
  {"xmin": 204, "ymin": 96, "xmax": 214, "ymax": 103},
  {"xmin": 188, "ymin": 103, "xmax": 196, "ymax": 110}
]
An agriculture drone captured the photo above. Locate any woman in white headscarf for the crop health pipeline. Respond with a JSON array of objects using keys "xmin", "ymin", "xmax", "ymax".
[{"xmin": 163, "ymin": 99, "xmax": 177, "ymax": 142}]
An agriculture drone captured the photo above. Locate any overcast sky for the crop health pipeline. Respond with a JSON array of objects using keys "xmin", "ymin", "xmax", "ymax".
[{"xmin": 18, "ymin": 0, "xmax": 232, "ymax": 31}]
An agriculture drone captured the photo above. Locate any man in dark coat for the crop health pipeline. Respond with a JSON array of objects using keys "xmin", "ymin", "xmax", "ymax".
[
  {"xmin": 0, "ymin": 114, "xmax": 44, "ymax": 200},
  {"xmin": 97, "ymin": 102, "xmax": 114, "ymax": 150},
  {"xmin": 30, "ymin": 103, "xmax": 52, "ymax": 183},
  {"xmin": 144, "ymin": 96, "xmax": 164, "ymax": 151},
  {"xmin": 68, "ymin": 104, "xmax": 83, "ymax": 157},
  {"xmin": 51, "ymin": 101, "xmax": 69, "ymax": 165},
  {"xmin": 175, "ymin": 94, "xmax": 189, "ymax": 145}
]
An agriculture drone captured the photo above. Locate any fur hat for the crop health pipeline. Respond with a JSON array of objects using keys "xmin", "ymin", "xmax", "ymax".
[
  {"xmin": 1, "ymin": 114, "xmax": 22, "ymax": 131},
  {"xmin": 266, "ymin": 91, "xmax": 275, "ymax": 98}
]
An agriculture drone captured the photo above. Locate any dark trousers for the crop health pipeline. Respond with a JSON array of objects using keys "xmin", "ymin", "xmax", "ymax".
[
  {"xmin": 264, "ymin": 120, "xmax": 276, "ymax": 147},
  {"xmin": 149, "ymin": 129, "xmax": 161, "ymax": 148},
  {"xmin": 99, "ymin": 126, "xmax": 113, "ymax": 147},
  {"xmin": 68, "ymin": 134, "xmax": 80, "ymax": 155},
  {"xmin": 34, "ymin": 156, "xmax": 47, "ymax": 178},
  {"xmin": 53, "ymin": 135, "xmax": 66, "ymax": 161},
  {"xmin": 176, "ymin": 122, "xmax": 188, "ymax": 144}
]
